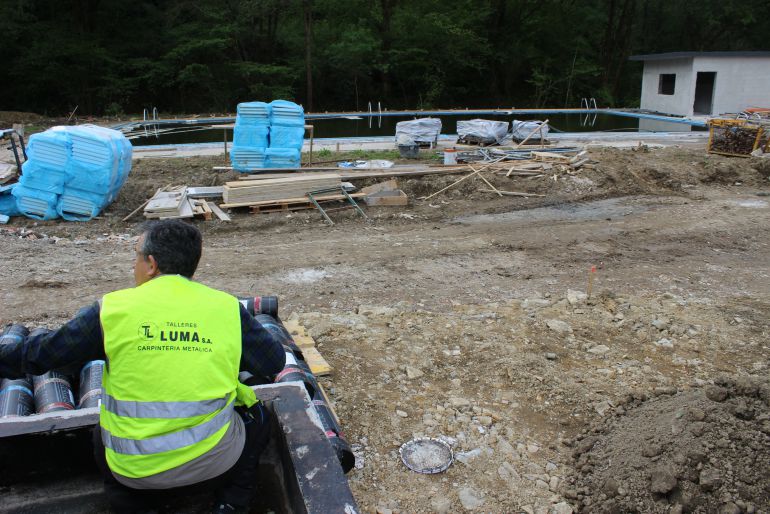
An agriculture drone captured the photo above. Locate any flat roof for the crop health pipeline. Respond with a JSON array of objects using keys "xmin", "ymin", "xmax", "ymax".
[{"xmin": 630, "ymin": 51, "xmax": 770, "ymax": 61}]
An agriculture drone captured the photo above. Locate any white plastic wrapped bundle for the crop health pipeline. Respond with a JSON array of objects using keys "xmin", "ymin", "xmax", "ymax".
[
  {"xmin": 510, "ymin": 120, "xmax": 549, "ymax": 140},
  {"xmin": 395, "ymin": 118, "xmax": 442, "ymax": 145},
  {"xmin": 457, "ymin": 119, "xmax": 509, "ymax": 144}
]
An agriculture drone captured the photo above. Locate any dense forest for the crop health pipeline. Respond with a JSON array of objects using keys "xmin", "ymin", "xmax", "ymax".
[{"xmin": 2, "ymin": 0, "xmax": 769, "ymax": 116}]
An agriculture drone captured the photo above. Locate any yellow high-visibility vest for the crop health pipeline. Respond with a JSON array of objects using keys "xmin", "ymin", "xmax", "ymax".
[{"xmin": 99, "ymin": 275, "xmax": 257, "ymax": 478}]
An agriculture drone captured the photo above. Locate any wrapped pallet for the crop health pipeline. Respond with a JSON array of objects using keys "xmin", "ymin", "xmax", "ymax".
[
  {"xmin": 395, "ymin": 118, "xmax": 442, "ymax": 146},
  {"xmin": 457, "ymin": 119, "xmax": 509, "ymax": 145}
]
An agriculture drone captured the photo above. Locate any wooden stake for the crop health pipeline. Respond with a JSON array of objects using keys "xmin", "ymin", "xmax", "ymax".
[
  {"xmin": 587, "ymin": 265, "xmax": 597, "ymax": 298},
  {"xmin": 469, "ymin": 165, "xmax": 503, "ymax": 196},
  {"xmin": 420, "ymin": 157, "xmax": 507, "ymax": 200}
]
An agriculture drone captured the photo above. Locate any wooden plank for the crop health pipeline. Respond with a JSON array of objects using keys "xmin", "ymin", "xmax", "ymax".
[
  {"xmin": 207, "ymin": 201, "xmax": 231, "ymax": 221},
  {"xmin": 479, "ymin": 188, "xmax": 545, "ymax": 197},
  {"xmin": 220, "ymin": 192, "xmax": 365, "ymax": 209},
  {"xmin": 225, "ymin": 173, "xmax": 340, "ymax": 188},
  {"xmin": 301, "ymin": 346, "xmax": 332, "ymax": 376},
  {"xmin": 292, "ymin": 334, "xmax": 316, "ymax": 349},
  {"xmin": 283, "ymin": 319, "xmax": 307, "ymax": 337},
  {"xmin": 361, "ymin": 179, "xmax": 398, "ymax": 195},
  {"xmin": 365, "ymin": 190, "xmax": 408, "ymax": 206},
  {"xmin": 237, "ymin": 166, "xmax": 471, "ymax": 182},
  {"xmin": 317, "ymin": 383, "xmax": 340, "ymax": 424}
]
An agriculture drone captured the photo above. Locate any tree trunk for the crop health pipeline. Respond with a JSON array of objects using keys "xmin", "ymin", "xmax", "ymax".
[{"xmin": 304, "ymin": 0, "xmax": 314, "ymax": 111}]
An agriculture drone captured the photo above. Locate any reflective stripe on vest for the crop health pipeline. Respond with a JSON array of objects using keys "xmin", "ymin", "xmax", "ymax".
[
  {"xmin": 102, "ymin": 400, "xmax": 234, "ymax": 455},
  {"xmin": 103, "ymin": 393, "xmax": 230, "ymax": 419}
]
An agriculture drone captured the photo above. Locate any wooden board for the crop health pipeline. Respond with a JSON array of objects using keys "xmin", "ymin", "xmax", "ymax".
[
  {"xmin": 282, "ymin": 319, "xmax": 332, "ymax": 376},
  {"xmin": 220, "ymin": 192, "xmax": 365, "ymax": 209},
  {"xmin": 207, "ymin": 201, "xmax": 231, "ymax": 221},
  {"xmin": 365, "ymin": 189, "xmax": 408, "ymax": 206},
  {"xmin": 301, "ymin": 346, "xmax": 332, "ymax": 376},
  {"xmin": 237, "ymin": 166, "xmax": 471, "ymax": 182},
  {"xmin": 361, "ymin": 179, "xmax": 398, "ymax": 195}
]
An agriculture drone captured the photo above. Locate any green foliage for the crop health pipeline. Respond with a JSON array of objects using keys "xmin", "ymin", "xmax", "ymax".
[{"xmin": 2, "ymin": 0, "xmax": 770, "ymax": 115}]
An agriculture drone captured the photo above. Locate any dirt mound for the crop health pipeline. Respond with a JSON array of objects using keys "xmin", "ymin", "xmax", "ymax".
[{"xmin": 568, "ymin": 376, "xmax": 770, "ymax": 513}]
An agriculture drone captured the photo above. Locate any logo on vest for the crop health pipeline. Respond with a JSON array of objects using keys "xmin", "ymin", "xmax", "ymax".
[
  {"xmin": 136, "ymin": 321, "xmax": 214, "ymax": 353},
  {"xmin": 138, "ymin": 322, "xmax": 159, "ymax": 340}
]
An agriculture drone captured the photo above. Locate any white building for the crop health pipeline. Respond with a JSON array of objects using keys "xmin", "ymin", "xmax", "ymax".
[{"xmin": 630, "ymin": 51, "xmax": 770, "ymax": 117}]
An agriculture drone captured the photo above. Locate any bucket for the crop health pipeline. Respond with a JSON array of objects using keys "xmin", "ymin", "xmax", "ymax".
[
  {"xmin": 398, "ymin": 144, "xmax": 419, "ymax": 159},
  {"xmin": 443, "ymin": 148, "xmax": 457, "ymax": 165}
]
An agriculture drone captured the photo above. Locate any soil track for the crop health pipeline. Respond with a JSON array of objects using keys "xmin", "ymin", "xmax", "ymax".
[{"xmin": 2, "ymin": 146, "xmax": 770, "ymax": 513}]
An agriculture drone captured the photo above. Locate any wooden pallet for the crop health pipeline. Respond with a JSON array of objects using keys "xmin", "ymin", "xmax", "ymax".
[{"xmin": 250, "ymin": 201, "xmax": 317, "ymax": 214}]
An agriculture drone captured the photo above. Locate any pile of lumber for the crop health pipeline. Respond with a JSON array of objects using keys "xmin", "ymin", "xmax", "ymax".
[
  {"xmin": 221, "ymin": 174, "xmax": 341, "ymax": 207},
  {"xmin": 143, "ymin": 186, "xmax": 229, "ymax": 221}
]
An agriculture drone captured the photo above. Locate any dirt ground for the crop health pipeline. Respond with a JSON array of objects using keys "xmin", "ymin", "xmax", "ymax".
[{"xmin": 2, "ymin": 144, "xmax": 770, "ymax": 513}]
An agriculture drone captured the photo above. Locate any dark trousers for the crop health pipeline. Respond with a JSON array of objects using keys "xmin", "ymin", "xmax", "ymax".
[{"xmin": 93, "ymin": 403, "xmax": 272, "ymax": 513}]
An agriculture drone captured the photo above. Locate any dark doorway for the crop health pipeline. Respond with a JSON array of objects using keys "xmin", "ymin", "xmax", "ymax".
[{"xmin": 693, "ymin": 72, "xmax": 716, "ymax": 114}]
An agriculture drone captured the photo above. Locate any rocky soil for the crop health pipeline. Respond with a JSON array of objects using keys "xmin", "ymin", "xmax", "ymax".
[{"xmin": 2, "ymin": 144, "xmax": 770, "ymax": 513}]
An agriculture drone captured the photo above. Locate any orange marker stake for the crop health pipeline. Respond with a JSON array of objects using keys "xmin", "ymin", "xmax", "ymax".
[{"xmin": 587, "ymin": 265, "xmax": 597, "ymax": 298}]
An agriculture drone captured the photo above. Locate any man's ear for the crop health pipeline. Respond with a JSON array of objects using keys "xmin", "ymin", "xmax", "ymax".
[{"xmin": 146, "ymin": 254, "xmax": 160, "ymax": 277}]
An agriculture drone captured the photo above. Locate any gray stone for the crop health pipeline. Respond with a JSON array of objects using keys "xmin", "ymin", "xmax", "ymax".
[
  {"xmin": 395, "ymin": 409, "xmax": 408, "ymax": 418},
  {"xmin": 455, "ymin": 448, "xmax": 483, "ymax": 465},
  {"xmin": 546, "ymin": 319, "xmax": 572, "ymax": 334},
  {"xmin": 458, "ymin": 488, "xmax": 485, "ymax": 510},
  {"xmin": 535, "ymin": 479, "xmax": 550, "ymax": 490},
  {"xmin": 706, "ymin": 386, "xmax": 729, "ymax": 402},
  {"xmin": 602, "ymin": 478, "xmax": 620, "ymax": 497},
  {"xmin": 498, "ymin": 461, "xmax": 520, "ymax": 482},
  {"xmin": 549, "ymin": 502, "xmax": 574, "ymax": 514},
  {"xmin": 405, "ymin": 366, "xmax": 424, "ymax": 379},
  {"xmin": 719, "ymin": 503, "xmax": 741, "ymax": 514},
  {"xmin": 523, "ymin": 298, "xmax": 551, "ymax": 309},
  {"xmin": 654, "ymin": 338, "xmax": 674, "ymax": 348},
  {"xmin": 567, "ymin": 289, "xmax": 587, "ymax": 305},
  {"xmin": 450, "ymin": 397, "xmax": 471, "ymax": 408},
  {"xmin": 587, "ymin": 345, "xmax": 610, "ymax": 355},
  {"xmin": 431, "ymin": 496, "xmax": 452, "ymax": 514},
  {"xmin": 650, "ymin": 466, "xmax": 678, "ymax": 494},
  {"xmin": 358, "ymin": 305, "xmax": 398, "ymax": 317},
  {"xmin": 699, "ymin": 468, "xmax": 723, "ymax": 491},
  {"xmin": 549, "ymin": 476, "xmax": 560, "ymax": 491},
  {"xmin": 652, "ymin": 318, "xmax": 670, "ymax": 330},
  {"xmin": 545, "ymin": 352, "xmax": 558, "ymax": 360}
]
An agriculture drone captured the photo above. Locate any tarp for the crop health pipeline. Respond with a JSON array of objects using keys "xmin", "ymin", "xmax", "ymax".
[
  {"xmin": 510, "ymin": 120, "xmax": 549, "ymax": 141},
  {"xmin": 395, "ymin": 118, "xmax": 442, "ymax": 145},
  {"xmin": 457, "ymin": 119, "xmax": 509, "ymax": 144}
]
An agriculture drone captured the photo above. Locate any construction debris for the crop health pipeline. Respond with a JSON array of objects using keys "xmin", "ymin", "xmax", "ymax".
[{"xmin": 708, "ymin": 119, "xmax": 769, "ymax": 157}]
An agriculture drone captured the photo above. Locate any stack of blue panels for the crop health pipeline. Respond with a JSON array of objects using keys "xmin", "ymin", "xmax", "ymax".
[
  {"xmin": 268, "ymin": 100, "xmax": 304, "ymax": 168},
  {"xmin": 231, "ymin": 100, "xmax": 305, "ymax": 172},
  {"xmin": 11, "ymin": 125, "xmax": 133, "ymax": 221},
  {"xmin": 230, "ymin": 102, "xmax": 270, "ymax": 172}
]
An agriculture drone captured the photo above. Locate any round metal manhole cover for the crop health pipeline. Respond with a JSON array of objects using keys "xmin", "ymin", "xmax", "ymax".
[{"xmin": 399, "ymin": 437, "xmax": 453, "ymax": 474}]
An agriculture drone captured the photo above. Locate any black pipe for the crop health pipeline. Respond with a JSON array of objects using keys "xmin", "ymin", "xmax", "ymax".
[
  {"xmin": 0, "ymin": 377, "xmax": 35, "ymax": 417},
  {"xmin": 78, "ymin": 360, "xmax": 104, "ymax": 409},
  {"xmin": 0, "ymin": 324, "xmax": 29, "ymax": 346},
  {"xmin": 312, "ymin": 389, "xmax": 355, "ymax": 473},
  {"xmin": 237, "ymin": 296, "xmax": 279, "ymax": 319},
  {"xmin": 32, "ymin": 371, "xmax": 76, "ymax": 413},
  {"xmin": 30, "ymin": 328, "xmax": 76, "ymax": 414}
]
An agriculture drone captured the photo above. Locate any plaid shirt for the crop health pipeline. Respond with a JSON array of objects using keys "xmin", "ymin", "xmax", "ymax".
[{"xmin": 0, "ymin": 302, "xmax": 285, "ymax": 380}]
